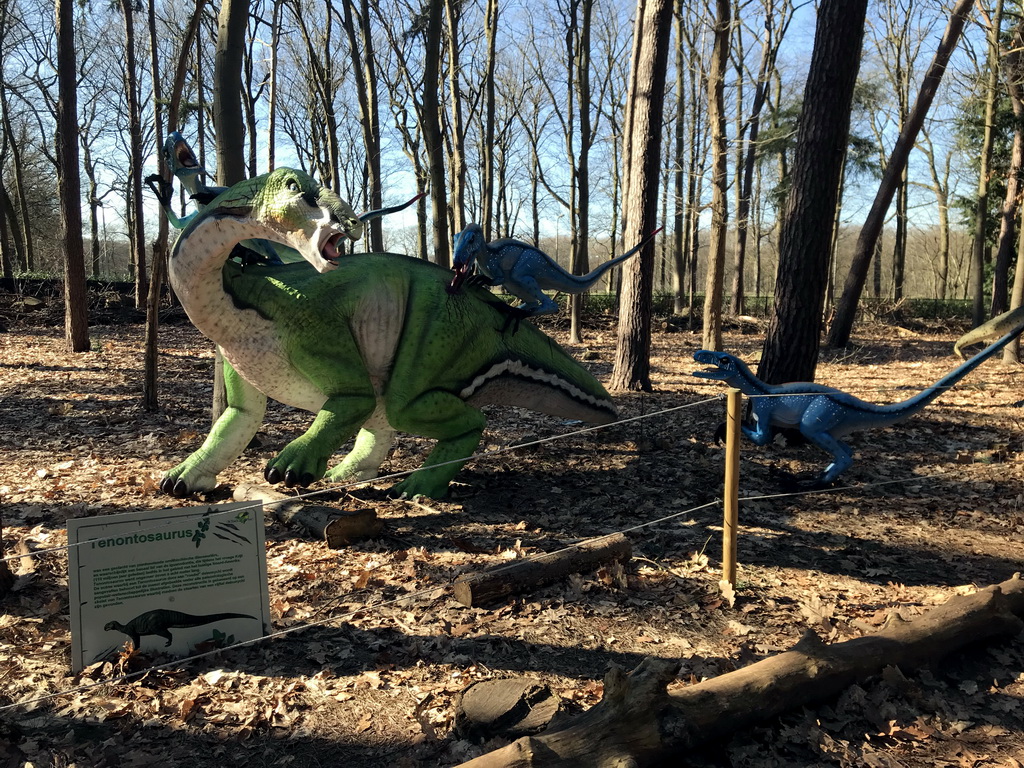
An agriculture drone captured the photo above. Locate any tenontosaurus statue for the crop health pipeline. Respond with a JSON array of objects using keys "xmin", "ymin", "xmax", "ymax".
[
  {"xmin": 162, "ymin": 168, "xmax": 617, "ymax": 500},
  {"xmin": 446, "ymin": 224, "xmax": 662, "ymax": 316},
  {"xmin": 692, "ymin": 321, "xmax": 1024, "ymax": 487}
]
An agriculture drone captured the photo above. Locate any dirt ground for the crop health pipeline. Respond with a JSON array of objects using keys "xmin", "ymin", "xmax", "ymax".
[{"xmin": 0, "ymin": 301, "xmax": 1022, "ymax": 767}]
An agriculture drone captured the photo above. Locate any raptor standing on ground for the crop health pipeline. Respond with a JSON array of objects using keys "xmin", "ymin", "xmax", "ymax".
[
  {"xmin": 161, "ymin": 168, "xmax": 617, "ymax": 500},
  {"xmin": 692, "ymin": 321, "xmax": 1024, "ymax": 487},
  {"xmin": 447, "ymin": 224, "xmax": 662, "ymax": 316}
]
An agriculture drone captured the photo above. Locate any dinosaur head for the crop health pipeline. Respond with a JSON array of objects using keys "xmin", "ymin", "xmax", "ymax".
[
  {"xmin": 164, "ymin": 130, "xmax": 205, "ymax": 195},
  {"xmin": 692, "ymin": 350, "xmax": 747, "ymax": 385},
  {"xmin": 447, "ymin": 223, "xmax": 485, "ymax": 294},
  {"xmin": 204, "ymin": 168, "xmax": 363, "ymax": 273}
]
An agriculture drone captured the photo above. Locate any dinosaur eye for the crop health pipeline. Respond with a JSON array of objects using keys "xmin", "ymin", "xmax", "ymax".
[{"xmin": 287, "ymin": 179, "xmax": 301, "ymax": 193}]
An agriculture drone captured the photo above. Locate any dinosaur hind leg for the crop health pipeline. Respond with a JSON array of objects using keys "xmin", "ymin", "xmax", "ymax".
[
  {"xmin": 326, "ymin": 425, "xmax": 397, "ymax": 484},
  {"xmin": 386, "ymin": 391, "xmax": 487, "ymax": 499},
  {"xmin": 800, "ymin": 429, "xmax": 854, "ymax": 487}
]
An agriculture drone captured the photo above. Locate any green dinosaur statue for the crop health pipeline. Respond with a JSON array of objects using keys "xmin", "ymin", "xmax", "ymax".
[
  {"xmin": 161, "ymin": 168, "xmax": 617, "ymax": 500},
  {"xmin": 954, "ymin": 304, "xmax": 1024, "ymax": 358}
]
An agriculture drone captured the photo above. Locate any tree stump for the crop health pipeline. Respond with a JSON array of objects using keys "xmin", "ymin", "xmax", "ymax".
[{"xmin": 455, "ymin": 678, "xmax": 562, "ymax": 740}]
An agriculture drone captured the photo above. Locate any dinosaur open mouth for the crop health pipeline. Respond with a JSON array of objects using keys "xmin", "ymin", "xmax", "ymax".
[
  {"xmin": 446, "ymin": 263, "xmax": 472, "ymax": 294},
  {"xmin": 322, "ymin": 233, "xmax": 345, "ymax": 264}
]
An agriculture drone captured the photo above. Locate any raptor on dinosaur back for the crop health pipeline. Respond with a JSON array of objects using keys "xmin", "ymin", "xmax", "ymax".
[
  {"xmin": 161, "ymin": 168, "xmax": 617, "ymax": 500},
  {"xmin": 692, "ymin": 320, "xmax": 1024, "ymax": 488},
  {"xmin": 446, "ymin": 223, "xmax": 662, "ymax": 317}
]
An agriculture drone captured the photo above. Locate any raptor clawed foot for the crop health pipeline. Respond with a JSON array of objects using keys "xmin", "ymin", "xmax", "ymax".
[{"xmin": 485, "ymin": 300, "xmax": 532, "ymax": 333}]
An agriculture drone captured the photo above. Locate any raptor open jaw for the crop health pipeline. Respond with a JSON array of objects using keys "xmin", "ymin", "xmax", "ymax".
[{"xmin": 446, "ymin": 262, "xmax": 474, "ymax": 294}]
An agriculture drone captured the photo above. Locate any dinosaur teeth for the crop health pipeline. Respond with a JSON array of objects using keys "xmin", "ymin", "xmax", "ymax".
[
  {"xmin": 447, "ymin": 263, "xmax": 472, "ymax": 294},
  {"xmin": 323, "ymin": 233, "xmax": 344, "ymax": 263}
]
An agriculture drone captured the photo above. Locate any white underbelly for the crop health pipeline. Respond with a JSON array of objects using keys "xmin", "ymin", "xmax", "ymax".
[{"xmin": 222, "ymin": 332, "xmax": 327, "ymax": 413}]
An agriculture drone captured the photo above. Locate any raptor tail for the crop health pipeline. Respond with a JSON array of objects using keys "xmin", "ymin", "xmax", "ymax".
[
  {"xmin": 570, "ymin": 226, "xmax": 663, "ymax": 288},
  {"xmin": 893, "ymin": 320, "xmax": 1024, "ymax": 417}
]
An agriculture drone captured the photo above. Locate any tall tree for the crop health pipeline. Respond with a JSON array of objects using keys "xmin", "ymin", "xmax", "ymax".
[
  {"xmin": 119, "ymin": 0, "xmax": 147, "ymax": 308},
  {"xmin": 56, "ymin": 0, "xmax": 90, "ymax": 352},
  {"xmin": 730, "ymin": 0, "xmax": 793, "ymax": 315},
  {"xmin": 422, "ymin": 0, "xmax": 450, "ymax": 266},
  {"xmin": 970, "ymin": 0, "xmax": 1002, "ymax": 327},
  {"xmin": 609, "ymin": 0, "xmax": 672, "ymax": 391},
  {"xmin": 826, "ymin": 0, "xmax": 974, "ymax": 348},
  {"xmin": 757, "ymin": 0, "xmax": 867, "ymax": 384},
  {"xmin": 701, "ymin": 0, "xmax": 732, "ymax": 351},
  {"xmin": 341, "ymin": 0, "xmax": 383, "ymax": 250},
  {"xmin": 214, "ymin": 0, "xmax": 248, "ymax": 187}
]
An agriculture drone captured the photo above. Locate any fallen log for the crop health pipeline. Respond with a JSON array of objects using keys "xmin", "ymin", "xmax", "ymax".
[
  {"xmin": 232, "ymin": 483, "xmax": 382, "ymax": 548},
  {"xmin": 457, "ymin": 573, "xmax": 1024, "ymax": 768},
  {"xmin": 451, "ymin": 533, "xmax": 632, "ymax": 607}
]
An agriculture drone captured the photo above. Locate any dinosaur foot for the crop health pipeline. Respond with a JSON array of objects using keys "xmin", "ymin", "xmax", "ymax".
[
  {"xmin": 768, "ymin": 466, "xmax": 835, "ymax": 493},
  {"xmin": 264, "ymin": 466, "xmax": 316, "ymax": 488},
  {"xmin": 159, "ymin": 476, "xmax": 193, "ymax": 498}
]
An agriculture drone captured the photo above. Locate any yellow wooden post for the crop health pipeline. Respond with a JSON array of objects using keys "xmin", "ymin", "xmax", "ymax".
[{"xmin": 722, "ymin": 388, "xmax": 741, "ymax": 586}]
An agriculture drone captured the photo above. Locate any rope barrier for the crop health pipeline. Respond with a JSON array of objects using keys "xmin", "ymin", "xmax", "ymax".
[
  {"xmin": 0, "ymin": 396, "xmax": 721, "ymax": 565},
  {"xmin": 0, "ymin": 497, "xmax": 723, "ymax": 713},
  {"xmin": 0, "ymin": 370, "xmax": 1008, "ymax": 711}
]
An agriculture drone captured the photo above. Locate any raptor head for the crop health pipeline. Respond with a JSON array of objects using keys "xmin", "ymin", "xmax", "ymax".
[
  {"xmin": 204, "ymin": 168, "xmax": 363, "ymax": 273},
  {"xmin": 164, "ymin": 130, "xmax": 206, "ymax": 196},
  {"xmin": 692, "ymin": 350, "xmax": 748, "ymax": 386},
  {"xmin": 446, "ymin": 223, "xmax": 485, "ymax": 294}
]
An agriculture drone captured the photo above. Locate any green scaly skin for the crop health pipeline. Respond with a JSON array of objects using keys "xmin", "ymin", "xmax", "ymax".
[{"xmin": 163, "ymin": 169, "xmax": 617, "ymax": 500}]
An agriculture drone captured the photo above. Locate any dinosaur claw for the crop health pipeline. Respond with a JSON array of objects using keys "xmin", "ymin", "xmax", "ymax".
[
  {"xmin": 159, "ymin": 477, "xmax": 191, "ymax": 498},
  {"xmin": 284, "ymin": 469, "xmax": 298, "ymax": 487},
  {"xmin": 265, "ymin": 466, "xmax": 281, "ymax": 484}
]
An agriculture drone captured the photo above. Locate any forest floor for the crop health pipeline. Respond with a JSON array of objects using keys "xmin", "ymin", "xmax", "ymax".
[{"xmin": 0, "ymin": 298, "xmax": 1022, "ymax": 767}]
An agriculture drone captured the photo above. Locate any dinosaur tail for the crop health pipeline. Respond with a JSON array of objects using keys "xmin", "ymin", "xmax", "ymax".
[
  {"xmin": 891, "ymin": 320, "xmax": 1024, "ymax": 416},
  {"xmin": 462, "ymin": 325, "xmax": 618, "ymax": 425},
  {"xmin": 954, "ymin": 304, "xmax": 1024, "ymax": 358},
  {"xmin": 565, "ymin": 227, "xmax": 663, "ymax": 290}
]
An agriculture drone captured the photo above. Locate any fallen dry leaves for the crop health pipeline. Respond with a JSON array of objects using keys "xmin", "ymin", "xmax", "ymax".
[{"xmin": 0, "ymin": 301, "xmax": 1022, "ymax": 766}]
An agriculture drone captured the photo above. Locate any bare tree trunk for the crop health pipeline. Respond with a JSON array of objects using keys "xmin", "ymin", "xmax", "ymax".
[
  {"xmin": 422, "ymin": 0, "xmax": 450, "ymax": 266},
  {"xmin": 144, "ymin": 0, "xmax": 206, "ymax": 412},
  {"xmin": 56, "ymin": 0, "xmax": 89, "ymax": 352},
  {"xmin": 267, "ymin": 0, "xmax": 280, "ymax": 170},
  {"xmin": 214, "ymin": 0, "xmax": 248, "ymax": 187},
  {"xmin": 120, "ymin": 0, "xmax": 147, "ymax": 308},
  {"xmin": 570, "ymin": 0, "xmax": 594, "ymax": 345},
  {"xmin": 671, "ymin": 0, "xmax": 686, "ymax": 315},
  {"xmin": 445, "ymin": 0, "xmax": 466, "ymax": 236},
  {"xmin": 991, "ymin": 38, "xmax": 1024, "ymax": 317},
  {"xmin": 482, "ymin": 0, "xmax": 499, "ymax": 241},
  {"xmin": 970, "ymin": 0, "xmax": 1003, "ymax": 326},
  {"xmin": 1002, "ymin": 22, "xmax": 1024, "ymax": 363},
  {"xmin": 609, "ymin": 0, "xmax": 672, "ymax": 391},
  {"xmin": 211, "ymin": 0, "xmax": 248, "ymax": 421},
  {"xmin": 701, "ymin": 0, "xmax": 731, "ymax": 351},
  {"xmin": 341, "ymin": 0, "xmax": 383, "ymax": 251},
  {"xmin": 826, "ymin": 0, "xmax": 974, "ymax": 348},
  {"xmin": 758, "ymin": 0, "xmax": 867, "ymax": 385}
]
